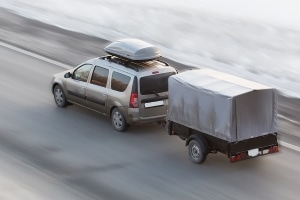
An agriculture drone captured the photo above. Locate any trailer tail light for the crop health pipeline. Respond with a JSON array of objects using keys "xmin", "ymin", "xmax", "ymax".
[
  {"xmin": 130, "ymin": 93, "xmax": 139, "ymax": 108},
  {"xmin": 231, "ymin": 145, "xmax": 279, "ymax": 163},
  {"xmin": 230, "ymin": 152, "xmax": 247, "ymax": 162},
  {"xmin": 268, "ymin": 145, "xmax": 279, "ymax": 153},
  {"xmin": 230, "ymin": 155, "xmax": 240, "ymax": 162}
]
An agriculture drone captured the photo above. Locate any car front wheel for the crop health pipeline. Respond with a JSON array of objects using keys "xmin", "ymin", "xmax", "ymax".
[{"xmin": 53, "ymin": 85, "xmax": 67, "ymax": 107}]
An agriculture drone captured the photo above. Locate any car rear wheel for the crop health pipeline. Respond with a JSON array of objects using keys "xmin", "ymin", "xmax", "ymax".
[
  {"xmin": 188, "ymin": 139, "xmax": 207, "ymax": 164},
  {"xmin": 53, "ymin": 85, "xmax": 67, "ymax": 107},
  {"xmin": 111, "ymin": 108, "xmax": 128, "ymax": 132}
]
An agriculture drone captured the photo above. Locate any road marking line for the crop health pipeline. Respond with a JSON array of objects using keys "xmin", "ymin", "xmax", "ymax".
[
  {"xmin": 278, "ymin": 114, "xmax": 300, "ymax": 126},
  {"xmin": 1, "ymin": 40, "xmax": 300, "ymax": 153},
  {"xmin": 279, "ymin": 141, "xmax": 300, "ymax": 152},
  {"xmin": 0, "ymin": 41, "xmax": 72, "ymax": 70}
]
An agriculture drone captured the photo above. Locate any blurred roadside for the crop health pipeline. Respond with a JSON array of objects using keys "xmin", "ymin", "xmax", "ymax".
[{"xmin": 0, "ymin": 8, "xmax": 299, "ymax": 144}]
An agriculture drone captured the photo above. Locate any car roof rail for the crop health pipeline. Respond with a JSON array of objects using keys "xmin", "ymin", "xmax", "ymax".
[
  {"xmin": 99, "ymin": 55, "xmax": 171, "ymax": 72},
  {"xmin": 99, "ymin": 55, "xmax": 112, "ymax": 60},
  {"xmin": 99, "ymin": 55, "xmax": 139, "ymax": 72},
  {"xmin": 157, "ymin": 60, "xmax": 169, "ymax": 66}
]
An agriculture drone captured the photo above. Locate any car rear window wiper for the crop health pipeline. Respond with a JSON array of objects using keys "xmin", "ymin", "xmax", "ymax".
[{"xmin": 144, "ymin": 90, "xmax": 160, "ymax": 96}]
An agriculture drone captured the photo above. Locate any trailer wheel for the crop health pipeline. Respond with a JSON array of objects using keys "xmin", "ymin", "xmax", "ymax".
[{"xmin": 188, "ymin": 139, "xmax": 207, "ymax": 164}]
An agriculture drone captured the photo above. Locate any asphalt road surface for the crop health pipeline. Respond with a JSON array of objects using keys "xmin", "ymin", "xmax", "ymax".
[{"xmin": 0, "ymin": 44, "xmax": 300, "ymax": 200}]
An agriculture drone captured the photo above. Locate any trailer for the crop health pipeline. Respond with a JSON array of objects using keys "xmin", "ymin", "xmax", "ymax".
[{"xmin": 166, "ymin": 69, "xmax": 279, "ymax": 164}]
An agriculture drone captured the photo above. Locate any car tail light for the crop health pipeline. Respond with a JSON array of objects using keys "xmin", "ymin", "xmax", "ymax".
[{"xmin": 130, "ymin": 93, "xmax": 139, "ymax": 108}]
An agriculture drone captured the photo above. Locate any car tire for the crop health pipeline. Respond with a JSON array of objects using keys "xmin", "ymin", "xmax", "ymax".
[
  {"xmin": 111, "ymin": 108, "xmax": 128, "ymax": 132},
  {"xmin": 53, "ymin": 85, "xmax": 67, "ymax": 107},
  {"xmin": 188, "ymin": 139, "xmax": 207, "ymax": 164}
]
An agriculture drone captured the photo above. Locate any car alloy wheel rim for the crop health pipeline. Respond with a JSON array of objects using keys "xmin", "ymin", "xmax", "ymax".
[
  {"xmin": 55, "ymin": 88, "xmax": 63, "ymax": 105},
  {"xmin": 113, "ymin": 111, "xmax": 123, "ymax": 129}
]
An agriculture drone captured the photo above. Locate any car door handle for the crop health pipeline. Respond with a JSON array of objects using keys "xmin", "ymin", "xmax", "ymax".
[
  {"xmin": 103, "ymin": 93, "xmax": 107, "ymax": 96},
  {"xmin": 81, "ymin": 87, "xmax": 85, "ymax": 90}
]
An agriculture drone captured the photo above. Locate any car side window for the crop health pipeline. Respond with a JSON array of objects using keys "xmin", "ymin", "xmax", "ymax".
[
  {"xmin": 90, "ymin": 66, "xmax": 109, "ymax": 87},
  {"xmin": 111, "ymin": 71, "xmax": 131, "ymax": 92},
  {"xmin": 73, "ymin": 64, "xmax": 92, "ymax": 82}
]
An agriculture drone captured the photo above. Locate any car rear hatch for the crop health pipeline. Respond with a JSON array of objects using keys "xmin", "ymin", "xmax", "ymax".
[{"xmin": 138, "ymin": 70, "xmax": 176, "ymax": 119}]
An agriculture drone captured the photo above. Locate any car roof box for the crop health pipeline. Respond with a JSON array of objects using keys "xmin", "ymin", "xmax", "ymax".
[{"xmin": 104, "ymin": 39, "xmax": 161, "ymax": 61}]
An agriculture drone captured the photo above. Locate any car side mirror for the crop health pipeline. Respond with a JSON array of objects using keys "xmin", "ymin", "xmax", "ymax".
[{"xmin": 64, "ymin": 72, "xmax": 72, "ymax": 78}]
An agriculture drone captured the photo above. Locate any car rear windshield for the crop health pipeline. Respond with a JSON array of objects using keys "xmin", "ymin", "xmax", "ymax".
[{"xmin": 140, "ymin": 72, "xmax": 176, "ymax": 95}]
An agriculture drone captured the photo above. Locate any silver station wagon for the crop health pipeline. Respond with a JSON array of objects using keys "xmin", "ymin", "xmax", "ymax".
[{"xmin": 51, "ymin": 39, "xmax": 177, "ymax": 131}]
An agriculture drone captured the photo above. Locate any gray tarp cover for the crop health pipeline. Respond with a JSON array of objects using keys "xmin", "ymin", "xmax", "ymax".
[{"xmin": 168, "ymin": 69, "xmax": 278, "ymax": 142}]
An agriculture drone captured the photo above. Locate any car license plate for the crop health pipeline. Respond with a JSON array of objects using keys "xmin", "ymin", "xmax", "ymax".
[
  {"xmin": 248, "ymin": 148, "xmax": 259, "ymax": 157},
  {"xmin": 145, "ymin": 100, "xmax": 164, "ymax": 108}
]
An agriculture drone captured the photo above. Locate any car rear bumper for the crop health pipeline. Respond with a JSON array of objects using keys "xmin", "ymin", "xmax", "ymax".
[{"xmin": 126, "ymin": 108, "xmax": 166, "ymax": 124}]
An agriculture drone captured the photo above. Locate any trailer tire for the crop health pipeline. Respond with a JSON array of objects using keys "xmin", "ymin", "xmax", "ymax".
[{"xmin": 188, "ymin": 139, "xmax": 207, "ymax": 164}]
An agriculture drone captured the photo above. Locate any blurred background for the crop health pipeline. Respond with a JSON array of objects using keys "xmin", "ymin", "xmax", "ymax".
[{"xmin": 1, "ymin": 0, "xmax": 300, "ymax": 97}]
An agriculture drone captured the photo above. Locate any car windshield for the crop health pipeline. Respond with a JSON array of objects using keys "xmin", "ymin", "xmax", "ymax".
[{"xmin": 140, "ymin": 72, "xmax": 176, "ymax": 95}]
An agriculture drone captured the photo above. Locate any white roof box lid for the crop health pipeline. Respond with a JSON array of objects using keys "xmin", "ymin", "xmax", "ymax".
[{"xmin": 104, "ymin": 39, "xmax": 161, "ymax": 61}]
